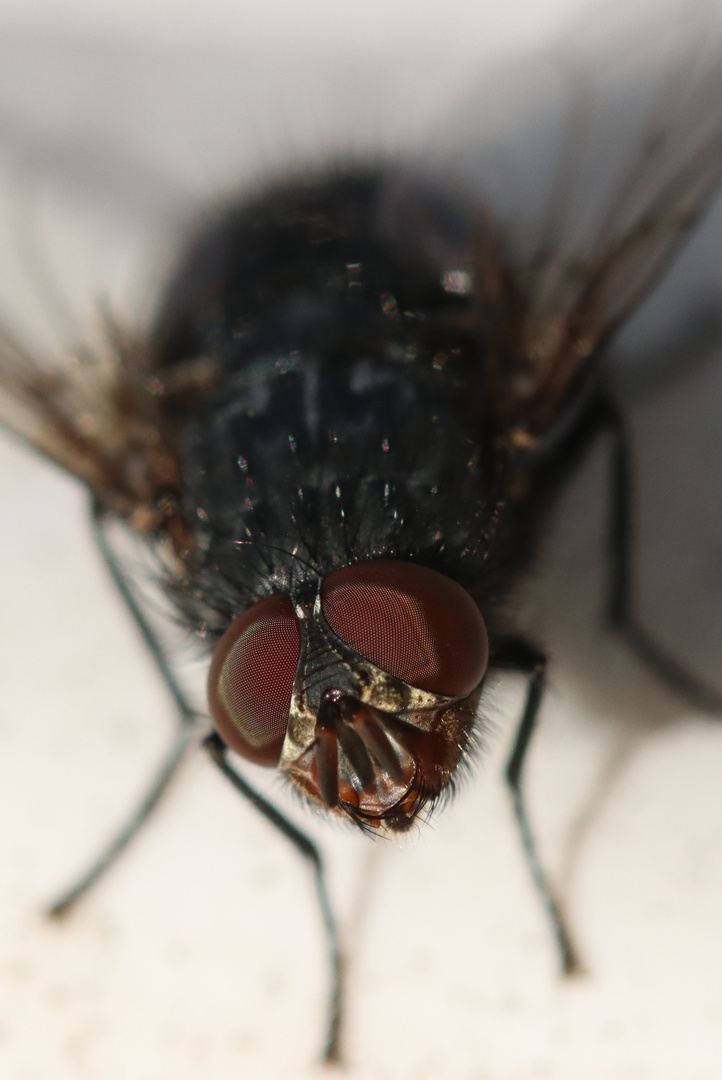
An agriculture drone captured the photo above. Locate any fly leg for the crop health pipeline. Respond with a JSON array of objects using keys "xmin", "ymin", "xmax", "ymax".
[
  {"xmin": 204, "ymin": 732, "xmax": 344, "ymax": 1064},
  {"xmin": 51, "ymin": 502, "xmax": 344, "ymax": 1064},
  {"xmin": 491, "ymin": 637, "xmax": 584, "ymax": 976},
  {"xmin": 602, "ymin": 395, "xmax": 722, "ymax": 713},
  {"xmin": 48, "ymin": 501, "xmax": 202, "ymax": 917}
]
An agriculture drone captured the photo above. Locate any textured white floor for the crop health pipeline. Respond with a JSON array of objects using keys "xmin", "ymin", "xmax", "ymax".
[{"xmin": 1, "ymin": 3, "xmax": 722, "ymax": 1078}]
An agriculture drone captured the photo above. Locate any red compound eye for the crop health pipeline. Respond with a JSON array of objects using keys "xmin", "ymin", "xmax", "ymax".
[
  {"xmin": 321, "ymin": 561, "xmax": 488, "ymax": 696},
  {"xmin": 208, "ymin": 595, "xmax": 301, "ymax": 766}
]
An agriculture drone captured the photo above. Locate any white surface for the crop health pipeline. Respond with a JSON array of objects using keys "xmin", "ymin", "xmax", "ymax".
[{"xmin": 1, "ymin": 3, "xmax": 722, "ymax": 1078}]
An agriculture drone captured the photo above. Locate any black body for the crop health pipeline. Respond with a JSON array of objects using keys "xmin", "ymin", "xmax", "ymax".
[{"xmin": 152, "ymin": 170, "xmax": 569, "ymax": 649}]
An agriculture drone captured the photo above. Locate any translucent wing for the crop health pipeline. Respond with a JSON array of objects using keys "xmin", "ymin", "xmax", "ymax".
[{"xmin": 392, "ymin": 2, "xmax": 722, "ymax": 435}]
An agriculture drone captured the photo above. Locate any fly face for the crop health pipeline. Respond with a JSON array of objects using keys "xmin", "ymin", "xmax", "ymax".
[{"xmin": 208, "ymin": 561, "xmax": 489, "ymax": 828}]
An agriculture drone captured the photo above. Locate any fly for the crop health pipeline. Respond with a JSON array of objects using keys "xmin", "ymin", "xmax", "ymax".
[{"xmin": 2, "ymin": 9, "xmax": 722, "ymax": 1065}]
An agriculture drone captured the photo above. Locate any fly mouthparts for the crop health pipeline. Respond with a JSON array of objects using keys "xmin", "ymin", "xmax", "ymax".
[{"xmin": 312, "ymin": 690, "xmax": 410, "ymax": 809}]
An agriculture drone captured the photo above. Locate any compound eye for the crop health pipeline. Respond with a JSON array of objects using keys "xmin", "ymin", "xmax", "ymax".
[
  {"xmin": 208, "ymin": 595, "xmax": 301, "ymax": 766},
  {"xmin": 321, "ymin": 561, "xmax": 488, "ymax": 696}
]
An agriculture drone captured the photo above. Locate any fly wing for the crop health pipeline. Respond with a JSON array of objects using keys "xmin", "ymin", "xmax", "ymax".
[
  {"xmin": 0, "ymin": 35, "xmax": 203, "ymax": 533},
  {"xmin": 0, "ymin": 320, "xmax": 120, "ymax": 495},
  {"xmin": 0, "ymin": 311, "xmax": 195, "ymax": 550},
  {"xmin": 410, "ymin": 3, "xmax": 722, "ymax": 435}
]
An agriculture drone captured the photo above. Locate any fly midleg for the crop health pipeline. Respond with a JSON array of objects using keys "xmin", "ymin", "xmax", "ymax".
[{"xmin": 492, "ymin": 636, "xmax": 584, "ymax": 976}]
